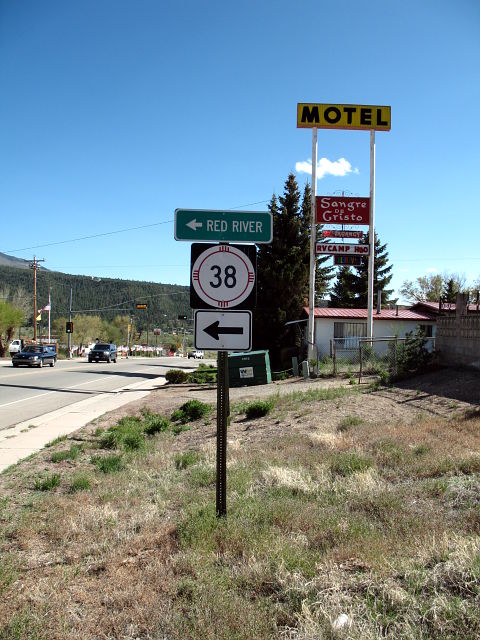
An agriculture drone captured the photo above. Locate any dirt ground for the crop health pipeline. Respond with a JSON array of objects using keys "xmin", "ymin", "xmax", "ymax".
[{"xmin": 89, "ymin": 366, "xmax": 480, "ymax": 453}]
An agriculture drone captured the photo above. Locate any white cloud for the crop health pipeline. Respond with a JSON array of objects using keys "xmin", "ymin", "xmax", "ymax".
[
  {"xmin": 295, "ymin": 157, "xmax": 359, "ymax": 179},
  {"xmin": 426, "ymin": 267, "xmax": 439, "ymax": 273}
]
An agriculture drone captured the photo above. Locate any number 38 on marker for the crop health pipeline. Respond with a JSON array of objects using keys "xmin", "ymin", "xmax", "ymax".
[{"xmin": 191, "ymin": 244, "xmax": 255, "ymax": 309}]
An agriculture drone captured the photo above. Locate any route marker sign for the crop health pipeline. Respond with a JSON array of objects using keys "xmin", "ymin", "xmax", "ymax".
[
  {"xmin": 194, "ymin": 310, "xmax": 252, "ymax": 351},
  {"xmin": 190, "ymin": 243, "xmax": 256, "ymax": 310},
  {"xmin": 175, "ymin": 209, "xmax": 272, "ymax": 243}
]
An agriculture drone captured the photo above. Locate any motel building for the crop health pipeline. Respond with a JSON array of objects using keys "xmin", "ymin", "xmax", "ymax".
[{"xmin": 303, "ymin": 305, "xmax": 437, "ymax": 358}]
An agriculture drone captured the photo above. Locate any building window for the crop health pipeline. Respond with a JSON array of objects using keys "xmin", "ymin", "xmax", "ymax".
[
  {"xmin": 419, "ymin": 324, "xmax": 433, "ymax": 337},
  {"xmin": 334, "ymin": 322, "xmax": 367, "ymax": 348}
]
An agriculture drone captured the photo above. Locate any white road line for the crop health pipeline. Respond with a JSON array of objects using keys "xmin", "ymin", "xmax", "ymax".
[
  {"xmin": 0, "ymin": 377, "xmax": 113, "ymax": 409},
  {"xmin": 0, "ymin": 365, "xmax": 172, "ymax": 410}
]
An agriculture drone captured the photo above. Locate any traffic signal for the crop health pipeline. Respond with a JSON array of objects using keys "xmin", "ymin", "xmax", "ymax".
[
  {"xmin": 178, "ymin": 314, "xmax": 188, "ymax": 320},
  {"xmin": 66, "ymin": 321, "xmax": 74, "ymax": 334}
]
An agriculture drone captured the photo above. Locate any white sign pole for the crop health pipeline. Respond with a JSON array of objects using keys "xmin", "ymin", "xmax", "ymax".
[
  {"xmin": 308, "ymin": 127, "xmax": 317, "ymax": 359},
  {"xmin": 367, "ymin": 130, "xmax": 376, "ymax": 338}
]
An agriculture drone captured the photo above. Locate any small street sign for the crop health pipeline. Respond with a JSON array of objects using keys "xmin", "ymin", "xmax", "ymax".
[
  {"xmin": 322, "ymin": 230, "xmax": 364, "ymax": 239},
  {"xmin": 316, "ymin": 196, "xmax": 370, "ymax": 225},
  {"xmin": 175, "ymin": 209, "xmax": 272, "ymax": 243},
  {"xmin": 190, "ymin": 243, "xmax": 256, "ymax": 310},
  {"xmin": 136, "ymin": 303, "xmax": 148, "ymax": 309},
  {"xmin": 194, "ymin": 310, "xmax": 252, "ymax": 351},
  {"xmin": 334, "ymin": 255, "xmax": 362, "ymax": 266},
  {"xmin": 316, "ymin": 242, "xmax": 369, "ymax": 255}
]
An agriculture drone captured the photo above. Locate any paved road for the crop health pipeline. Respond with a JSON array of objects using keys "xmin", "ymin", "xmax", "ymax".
[{"xmin": 0, "ymin": 356, "xmax": 198, "ymax": 431}]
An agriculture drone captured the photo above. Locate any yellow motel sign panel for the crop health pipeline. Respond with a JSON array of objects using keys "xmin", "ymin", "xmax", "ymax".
[{"xmin": 297, "ymin": 103, "xmax": 391, "ymax": 131}]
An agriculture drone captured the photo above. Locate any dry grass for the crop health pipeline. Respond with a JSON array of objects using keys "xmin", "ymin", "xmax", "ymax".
[{"xmin": 0, "ymin": 374, "xmax": 479, "ymax": 639}]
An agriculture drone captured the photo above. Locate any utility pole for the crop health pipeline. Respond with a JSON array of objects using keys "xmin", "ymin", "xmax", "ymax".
[
  {"xmin": 67, "ymin": 286, "xmax": 73, "ymax": 359},
  {"xmin": 29, "ymin": 256, "xmax": 45, "ymax": 342}
]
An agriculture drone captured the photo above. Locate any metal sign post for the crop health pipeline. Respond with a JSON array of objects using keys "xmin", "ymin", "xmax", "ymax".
[
  {"xmin": 367, "ymin": 130, "xmax": 376, "ymax": 338},
  {"xmin": 307, "ymin": 127, "xmax": 317, "ymax": 360},
  {"xmin": 216, "ymin": 350, "xmax": 229, "ymax": 517}
]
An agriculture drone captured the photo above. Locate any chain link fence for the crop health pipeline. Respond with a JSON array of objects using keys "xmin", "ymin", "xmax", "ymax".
[{"xmin": 329, "ymin": 336, "xmax": 436, "ymax": 382}]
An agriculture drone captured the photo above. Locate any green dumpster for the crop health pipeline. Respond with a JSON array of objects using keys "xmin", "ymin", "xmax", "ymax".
[{"xmin": 228, "ymin": 350, "xmax": 272, "ymax": 387}]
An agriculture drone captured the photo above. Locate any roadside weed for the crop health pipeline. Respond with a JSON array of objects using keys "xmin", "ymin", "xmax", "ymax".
[
  {"xmin": 68, "ymin": 474, "xmax": 92, "ymax": 493},
  {"xmin": 50, "ymin": 444, "xmax": 82, "ymax": 463},
  {"xmin": 338, "ymin": 415, "xmax": 364, "ymax": 431},
  {"xmin": 171, "ymin": 400, "xmax": 211, "ymax": 424},
  {"xmin": 244, "ymin": 399, "xmax": 274, "ymax": 419},
  {"xmin": 90, "ymin": 454, "xmax": 125, "ymax": 473},
  {"xmin": 45, "ymin": 435, "xmax": 67, "ymax": 448},
  {"xmin": 175, "ymin": 451, "xmax": 201, "ymax": 470},
  {"xmin": 33, "ymin": 473, "xmax": 61, "ymax": 491},
  {"xmin": 143, "ymin": 414, "xmax": 172, "ymax": 435}
]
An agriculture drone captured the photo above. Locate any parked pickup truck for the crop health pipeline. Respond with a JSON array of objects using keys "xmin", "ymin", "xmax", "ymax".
[
  {"xmin": 8, "ymin": 339, "xmax": 24, "ymax": 355},
  {"xmin": 187, "ymin": 350, "xmax": 204, "ymax": 360}
]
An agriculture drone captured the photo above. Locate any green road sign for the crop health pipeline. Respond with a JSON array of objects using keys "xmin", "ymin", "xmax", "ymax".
[{"xmin": 175, "ymin": 209, "xmax": 272, "ymax": 243}]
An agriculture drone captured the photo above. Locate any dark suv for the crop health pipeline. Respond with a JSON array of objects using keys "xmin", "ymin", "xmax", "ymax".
[{"xmin": 88, "ymin": 343, "xmax": 117, "ymax": 363}]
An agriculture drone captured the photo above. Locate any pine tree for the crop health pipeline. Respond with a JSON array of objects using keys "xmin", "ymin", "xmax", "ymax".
[
  {"xmin": 328, "ymin": 266, "xmax": 358, "ymax": 307},
  {"xmin": 254, "ymin": 174, "xmax": 310, "ymax": 362},
  {"xmin": 352, "ymin": 231, "xmax": 394, "ymax": 307},
  {"xmin": 300, "ymin": 182, "xmax": 335, "ymax": 302},
  {"xmin": 442, "ymin": 277, "xmax": 459, "ymax": 303}
]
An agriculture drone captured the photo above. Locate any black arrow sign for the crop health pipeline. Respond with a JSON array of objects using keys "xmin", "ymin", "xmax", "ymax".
[{"xmin": 204, "ymin": 321, "xmax": 244, "ymax": 341}]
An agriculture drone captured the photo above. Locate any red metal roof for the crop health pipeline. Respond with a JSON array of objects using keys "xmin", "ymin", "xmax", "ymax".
[
  {"xmin": 412, "ymin": 301, "xmax": 480, "ymax": 314},
  {"xmin": 303, "ymin": 307, "xmax": 436, "ymax": 321}
]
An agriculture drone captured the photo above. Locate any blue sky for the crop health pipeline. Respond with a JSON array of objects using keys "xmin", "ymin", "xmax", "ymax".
[{"xmin": 1, "ymin": 0, "xmax": 479, "ymax": 303}]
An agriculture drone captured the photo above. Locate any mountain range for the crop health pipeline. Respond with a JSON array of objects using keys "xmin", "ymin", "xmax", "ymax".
[{"xmin": 0, "ymin": 253, "xmax": 190, "ymax": 330}]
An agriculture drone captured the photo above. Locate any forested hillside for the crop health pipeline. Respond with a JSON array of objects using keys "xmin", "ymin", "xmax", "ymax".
[{"xmin": 0, "ymin": 265, "xmax": 190, "ymax": 332}]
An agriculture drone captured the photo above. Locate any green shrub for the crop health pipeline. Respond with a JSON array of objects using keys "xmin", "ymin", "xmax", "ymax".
[
  {"xmin": 91, "ymin": 454, "xmax": 125, "ymax": 473},
  {"xmin": 100, "ymin": 416, "xmax": 145, "ymax": 451},
  {"xmin": 68, "ymin": 475, "xmax": 91, "ymax": 493},
  {"xmin": 143, "ymin": 414, "xmax": 172, "ymax": 435},
  {"xmin": 34, "ymin": 473, "xmax": 61, "ymax": 491},
  {"xmin": 330, "ymin": 452, "xmax": 372, "ymax": 478},
  {"xmin": 51, "ymin": 444, "xmax": 81, "ymax": 463},
  {"xmin": 175, "ymin": 451, "xmax": 201, "ymax": 470},
  {"xmin": 171, "ymin": 423, "xmax": 191, "ymax": 435},
  {"xmin": 395, "ymin": 330, "xmax": 432, "ymax": 378},
  {"xmin": 166, "ymin": 369, "xmax": 188, "ymax": 384},
  {"xmin": 187, "ymin": 366, "xmax": 217, "ymax": 384},
  {"xmin": 171, "ymin": 400, "xmax": 211, "ymax": 424},
  {"xmin": 245, "ymin": 399, "xmax": 274, "ymax": 419}
]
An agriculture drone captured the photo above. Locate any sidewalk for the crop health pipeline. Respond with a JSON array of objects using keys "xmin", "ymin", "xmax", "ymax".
[{"xmin": 0, "ymin": 376, "xmax": 166, "ymax": 473}]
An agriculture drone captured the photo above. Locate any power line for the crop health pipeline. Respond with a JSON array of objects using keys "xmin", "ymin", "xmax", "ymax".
[
  {"xmin": 3, "ymin": 199, "xmax": 270, "ymax": 254},
  {"xmin": 5, "ymin": 220, "xmax": 172, "ymax": 253}
]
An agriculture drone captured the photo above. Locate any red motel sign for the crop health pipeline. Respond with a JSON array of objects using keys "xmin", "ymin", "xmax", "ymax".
[{"xmin": 316, "ymin": 196, "xmax": 370, "ymax": 225}]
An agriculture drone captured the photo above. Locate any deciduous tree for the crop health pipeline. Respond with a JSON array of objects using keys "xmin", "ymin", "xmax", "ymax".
[{"xmin": 0, "ymin": 301, "xmax": 23, "ymax": 357}]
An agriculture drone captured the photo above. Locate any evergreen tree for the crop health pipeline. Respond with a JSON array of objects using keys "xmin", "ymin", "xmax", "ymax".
[
  {"xmin": 300, "ymin": 182, "xmax": 335, "ymax": 302},
  {"xmin": 329, "ymin": 266, "xmax": 358, "ymax": 307},
  {"xmin": 328, "ymin": 231, "xmax": 394, "ymax": 308},
  {"xmin": 254, "ymin": 174, "xmax": 310, "ymax": 362},
  {"xmin": 352, "ymin": 232, "xmax": 394, "ymax": 307},
  {"xmin": 442, "ymin": 277, "xmax": 459, "ymax": 303}
]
